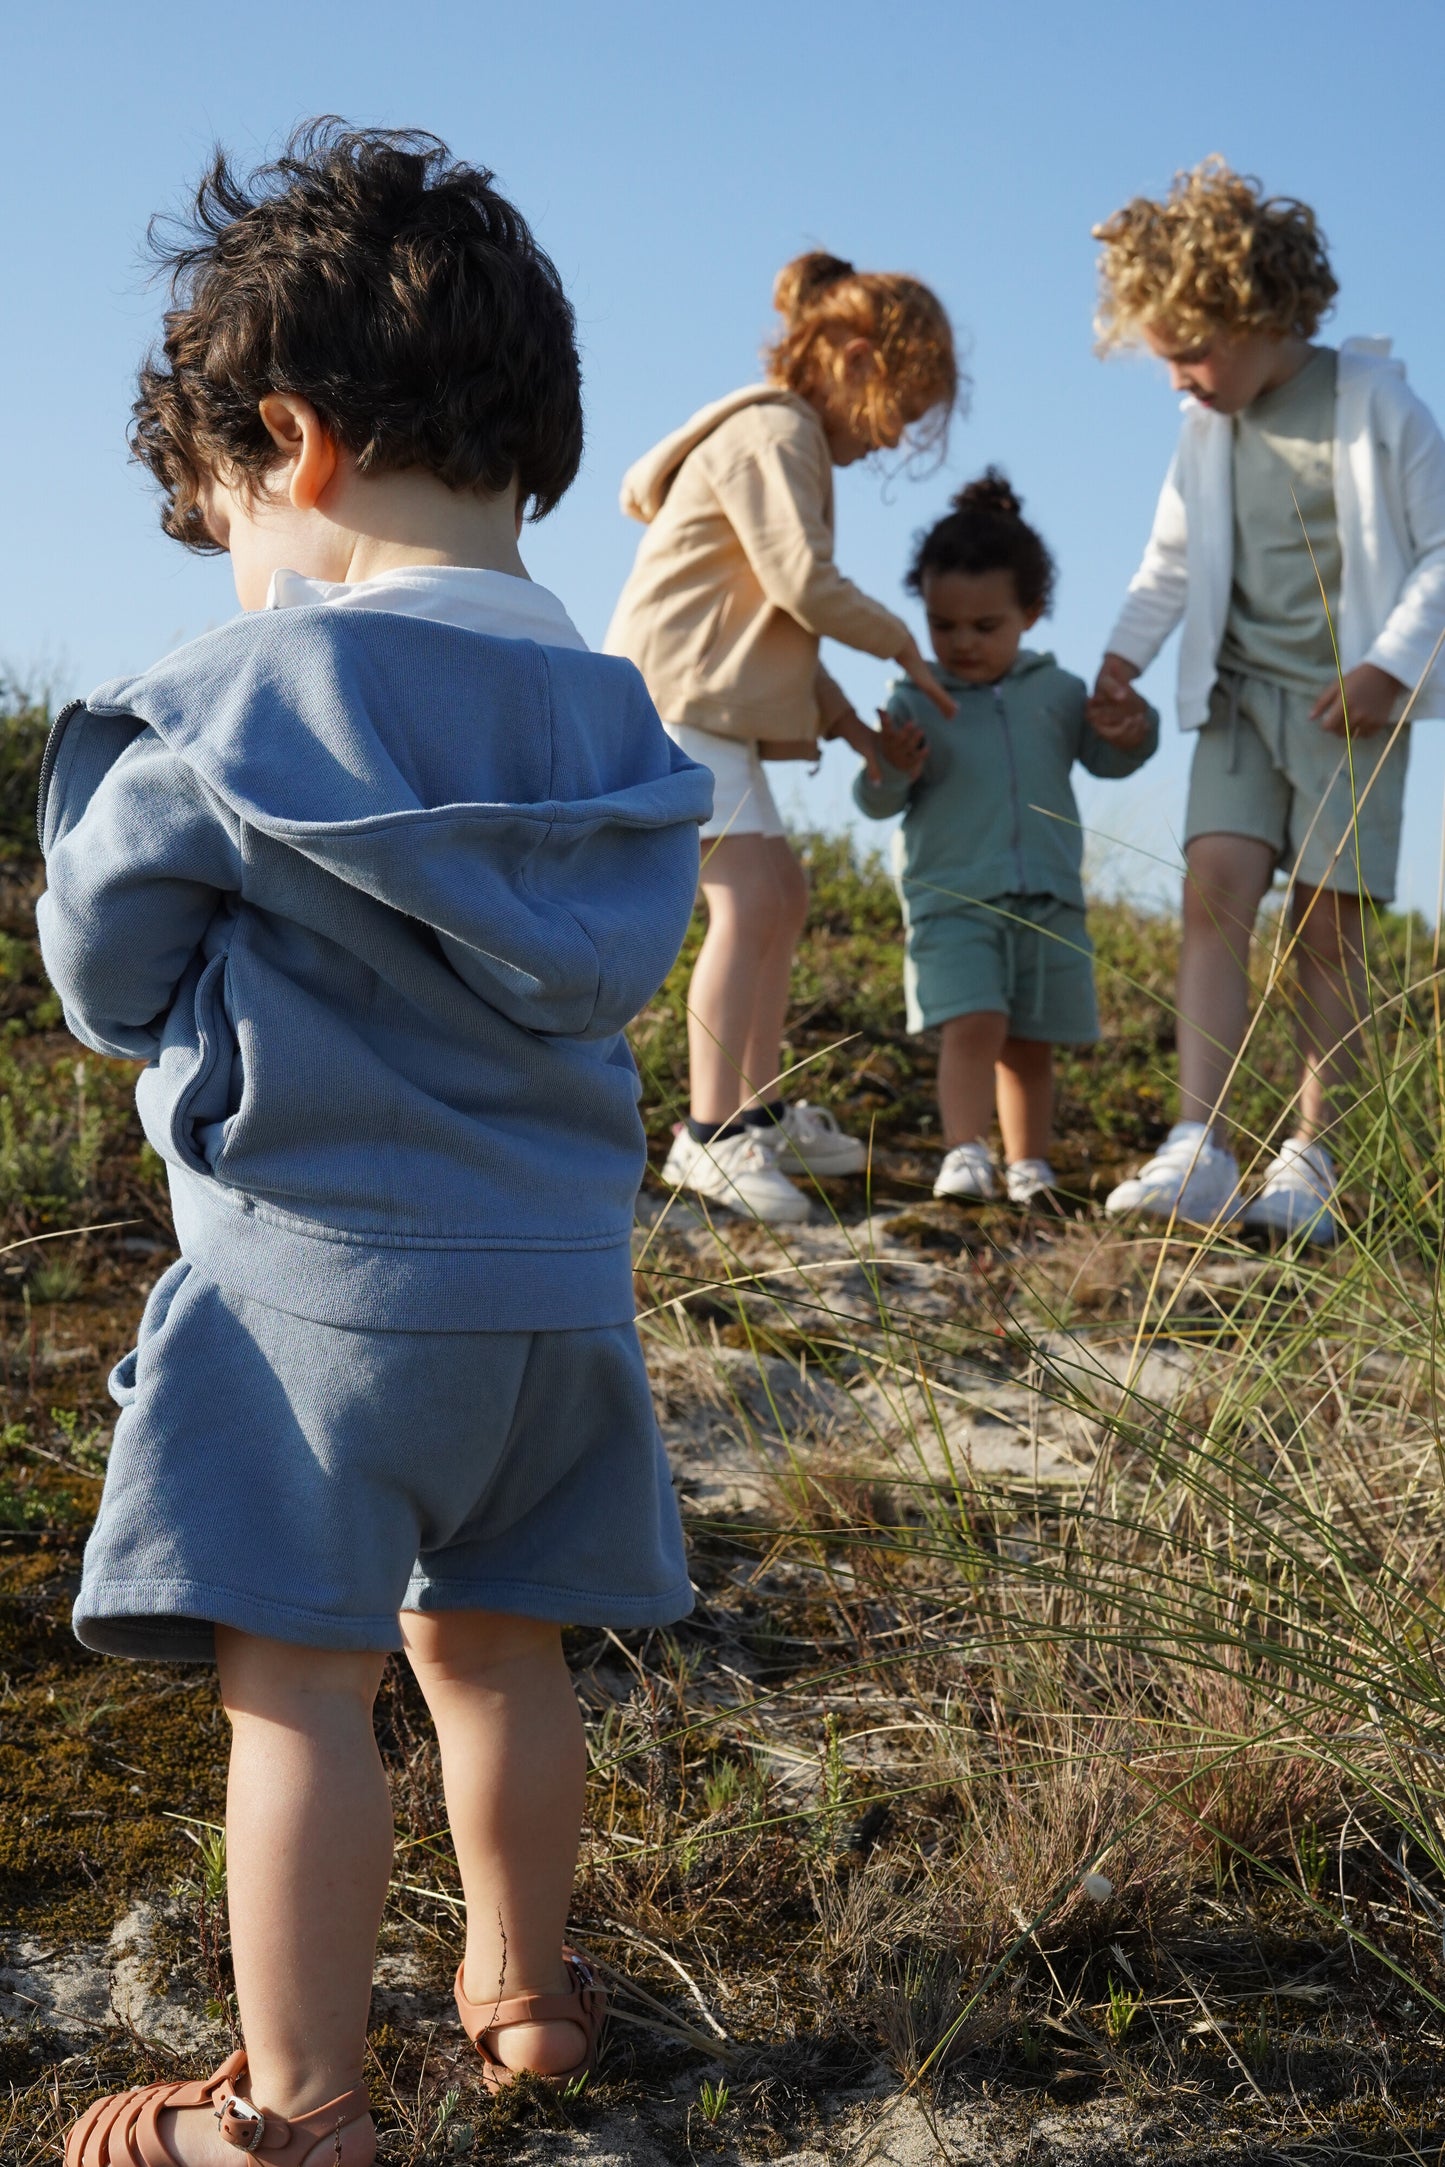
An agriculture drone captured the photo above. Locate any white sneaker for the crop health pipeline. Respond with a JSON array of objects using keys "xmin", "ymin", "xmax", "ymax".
[
  {"xmin": 933, "ymin": 1141, "xmax": 997, "ymax": 1201},
  {"xmin": 660, "ymin": 1125, "xmax": 812, "ymax": 1223},
  {"xmin": 1006, "ymin": 1157, "xmax": 1058, "ymax": 1206},
  {"xmin": 1242, "ymin": 1137, "xmax": 1338, "ymax": 1245},
  {"xmin": 1105, "ymin": 1121, "xmax": 1242, "ymax": 1227},
  {"xmin": 769, "ymin": 1100, "xmax": 869, "ymax": 1177}
]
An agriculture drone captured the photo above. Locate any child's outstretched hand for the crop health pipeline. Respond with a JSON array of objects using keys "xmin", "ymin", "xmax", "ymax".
[
  {"xmin": 877, "ymin": 709, "xmax": 928, "ymax": 782},
  {"xmin": 1311, "ymin": 662, "xmax": 1403, "ymax": 737}
]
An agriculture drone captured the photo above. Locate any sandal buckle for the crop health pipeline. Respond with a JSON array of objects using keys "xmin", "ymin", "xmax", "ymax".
[{"xmin": 217, "ymin": 2095, "xmax": 268, "ymax": 2152}]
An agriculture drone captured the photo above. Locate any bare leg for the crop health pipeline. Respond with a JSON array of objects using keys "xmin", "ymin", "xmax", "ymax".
[
  {"xmin": 1176, "ymin": 834, "xmax": 1276, "ymax": 1139},
  {"xmin": 996, "ymin": 1038, "xmax": 1054, "ymax": 1162},
  {"xmin": 155, "ymin": 1630, "xmax": 389, "ymax": 2167},
  {"xmin": 401, "ymin": 1610, "xmax": 586, "ymax": 2076},
  {"xmin": 1290, "ymin": 882, "xmax": 1370, "ymax": 1142},
  {"xmin": 736, "ymin": 838, "xmax": 810, "ymax": 1114},
  {"xmin": 937, "ymin": 1011, "xmax": 1008, "ymax": 1147},
  {"xmin": 688, "ymin": 836, "xmax": 809, "ymax": 1123}
]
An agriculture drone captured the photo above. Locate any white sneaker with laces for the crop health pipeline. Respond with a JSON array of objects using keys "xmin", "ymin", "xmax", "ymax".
[
  {"xmin": 769, "ymin": 1100, "xmax": 869, "ymax": 1176},
  {"xmin": 1242, "ymin": 1137, "xmax": 1338, "ymax": 1245},
  {"xmin": 1006, "ymin": 1157, "xmax": 1058, "ymax": 1206},
  {"xmin": 660, "ymin": 1125, "xmax": 812, "ymax": 1223},
  {"xmin": 933, "ymin": 1141, "xmax": 997, "ymax": 1201},
  {"xmin": 1104, "ymin": 1121, "xmax": 1242, "ymax": 1227}
]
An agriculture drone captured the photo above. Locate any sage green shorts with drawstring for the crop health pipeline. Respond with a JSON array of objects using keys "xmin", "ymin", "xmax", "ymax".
[
  {"xmin": 902, "ymin": 894, "xmax": 1098, "ymax": 1041},
  {"xmin": 1183, "ymin": 671, "xmax": 1409, "ymax": 901}
]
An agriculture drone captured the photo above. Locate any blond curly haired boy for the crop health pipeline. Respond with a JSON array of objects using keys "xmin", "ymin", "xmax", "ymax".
[{"xmin": 1090, "ymin": 159, "xmax": 1445, "ymax": 1243}]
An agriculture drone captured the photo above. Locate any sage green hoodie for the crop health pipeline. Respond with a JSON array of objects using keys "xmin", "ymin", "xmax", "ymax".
[{"xmin": 854, "ymin": 650, "xmax": 1157, "ymax": 918}]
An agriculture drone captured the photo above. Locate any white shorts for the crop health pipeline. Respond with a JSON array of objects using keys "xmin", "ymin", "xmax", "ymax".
[{"xmin": 666, "ymin": 723, "xmax": 785, "ymax": 841}]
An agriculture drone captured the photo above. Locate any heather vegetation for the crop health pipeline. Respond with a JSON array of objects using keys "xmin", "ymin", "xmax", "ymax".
[{"xmin": 4, "ymin": 684, "xmax": 1445, "ymax": 2161}]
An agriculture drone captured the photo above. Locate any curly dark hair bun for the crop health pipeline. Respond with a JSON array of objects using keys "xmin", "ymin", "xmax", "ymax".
[
  {"xmin": 906, "ymin": 465, "xmax": 1057, "ymax": 615},
  {"xmin": 952, "ymin": 467, "xmax": 1024, "ymax": 521}
]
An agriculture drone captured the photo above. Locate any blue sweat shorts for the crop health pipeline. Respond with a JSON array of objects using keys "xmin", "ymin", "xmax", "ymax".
[{"xmin": 74, "ymin": 1261, "xmax": 693, "ymax": 1662}]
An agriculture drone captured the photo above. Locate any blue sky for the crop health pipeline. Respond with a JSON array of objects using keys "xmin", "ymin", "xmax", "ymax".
[{"xmin": 6, "ymin": 1, "xmax": 1445, "ymax": 912}]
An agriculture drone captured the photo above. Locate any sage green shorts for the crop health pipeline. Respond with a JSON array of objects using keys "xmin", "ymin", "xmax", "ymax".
[
  {"xmin": 903, "ymin": 895, "xmax": 1098, "ymax": 1042},
  {"xmin": 1183, "ymin": 672, "xmax": 1409, "ymax": 901}
]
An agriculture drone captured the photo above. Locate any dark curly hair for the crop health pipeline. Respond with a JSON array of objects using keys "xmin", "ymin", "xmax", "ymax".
[
  {"xmin": 906, "ymin": 468, "xmax": 1056, "ymax": 614},
  {"xmin": 131, "ymin": 118, "xmax": 584, "ymax": 550}
]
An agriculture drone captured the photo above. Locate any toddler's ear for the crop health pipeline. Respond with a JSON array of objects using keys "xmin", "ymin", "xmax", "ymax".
[{"xmin": 258, "ymin": 393, "xmax": 339, "ymax": 511}]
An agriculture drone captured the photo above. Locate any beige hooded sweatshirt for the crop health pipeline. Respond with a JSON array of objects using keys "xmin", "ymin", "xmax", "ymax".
[{"xmin": 603, "ymin": 386, "xmax": 909, "ymax": 755}]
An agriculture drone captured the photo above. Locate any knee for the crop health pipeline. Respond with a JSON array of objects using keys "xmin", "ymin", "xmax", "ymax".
[
  {"xmin": 941, "ymin": 1011, "xmax": 1006, "ymax": 1059},
  {"xmin": 753, "ymin": 846, "xmax": 808, "ymax": 946},
  {"xmin": 702, "ymin": 880, "xmax": 779, "ymax": 955},
  {"xmin": 1293, "ymin": 888, "xmax": 1361, "ymax": 971},
  {"xmin": 402, "ymin": 1608, "xmax": 564, "ymax": 1691},
  {"xmin": 216, "ymin": 1627, "xmax": 387, "ymax": 1724},
  {"xmin": 999, "ymin": 1035, "xmax": 1051, "ymax": 1076},
  {"xmin": 1182, "ymin": 876, "xmax": 1251, "ymax": 939},
  {"xmin": 1182, "ymin": 840, "xmax": 1271, "ymax": 939}
]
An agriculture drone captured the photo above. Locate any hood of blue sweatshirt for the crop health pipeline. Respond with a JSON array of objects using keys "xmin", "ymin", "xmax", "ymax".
[{"xmin": 38, "ymin": 607, "xmax": 712, "ymax": 1331}]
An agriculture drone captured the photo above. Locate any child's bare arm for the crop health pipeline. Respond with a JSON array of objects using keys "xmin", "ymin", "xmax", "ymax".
[
  {"xmin": 815, "ymin": 664, "xmax": 883, "ymax": 780},
  {"xmin": 827, "ymin": 705, "xmax": 885, "ymax": 783}
]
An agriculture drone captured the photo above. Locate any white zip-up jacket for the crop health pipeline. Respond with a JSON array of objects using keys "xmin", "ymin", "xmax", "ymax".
[{"xmin": 1105, "ymin": 339, "xmax": 1445, "ymax": 729}]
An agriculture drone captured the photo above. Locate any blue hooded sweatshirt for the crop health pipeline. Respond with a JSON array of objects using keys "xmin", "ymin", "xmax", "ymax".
[{"xmin": 36, "ymin": 607, "xmax": 712, "ymax": 1333}]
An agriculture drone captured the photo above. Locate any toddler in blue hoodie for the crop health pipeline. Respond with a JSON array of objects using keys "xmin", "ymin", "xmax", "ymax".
[{"xmin": 43, "ymin": 124, "xmax": 710, "ymax": 2167}]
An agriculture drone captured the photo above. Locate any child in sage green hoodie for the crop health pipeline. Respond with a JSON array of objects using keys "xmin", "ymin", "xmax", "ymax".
[{"xmin": 855, "ymin": 472, "xmax": 1157, "ymax": 1205}]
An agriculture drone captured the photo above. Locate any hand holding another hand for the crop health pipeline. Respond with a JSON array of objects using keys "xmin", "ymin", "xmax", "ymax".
[
  {"xmin": 1086, "ymin": 649, "xmax": 1141, "ymax": 734},
  {"xmin": 825, "ymin": 706, "xmax": 929, "ymax": 788},
  {"xmin": 1088, "ymin": 690, "xmax": 1153, "ymax": 751},
  {"xmin": 825, "ymin": 706, "xmax": 886, "ymax": 784}
]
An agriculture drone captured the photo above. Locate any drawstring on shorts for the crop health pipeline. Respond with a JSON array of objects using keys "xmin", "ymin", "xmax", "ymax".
[
  {"xmin": 1220, "ymin": 669, "xmax": 1289, "ymax": 775},
  {"xmin": 995, "ymin": 910, "xmax": 1049, "ymax": 1026}
]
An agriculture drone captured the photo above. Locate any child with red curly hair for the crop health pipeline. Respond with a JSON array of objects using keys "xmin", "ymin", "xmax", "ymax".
[
  {"xmin": 1093, "ymin": 159, "xmax": 1445, "ymax": 1243},
  {"xmin": 607, "ymin": 253, "xmax": 960, "ymax": 1223}
]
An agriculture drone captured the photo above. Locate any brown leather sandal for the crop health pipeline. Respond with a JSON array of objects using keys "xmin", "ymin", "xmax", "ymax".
[
  {"xmin": 65, "ymin": 2047, "xmax": 374, "ymax": 2167},
  {"xmin": 454, "ymin": 1946, "xmax": 606, "ymax": 2092}
]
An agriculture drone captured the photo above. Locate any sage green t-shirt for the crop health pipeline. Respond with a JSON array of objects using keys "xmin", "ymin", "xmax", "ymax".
[{"xmin": 1217, "ymin": 345, "xmax": 1340, "ymax": 693}]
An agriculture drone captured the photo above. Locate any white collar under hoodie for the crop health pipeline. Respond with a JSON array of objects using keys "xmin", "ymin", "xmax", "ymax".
[{"xmin": 1105, "ymin": 338, "xmax": 1445, "ymax": 729}]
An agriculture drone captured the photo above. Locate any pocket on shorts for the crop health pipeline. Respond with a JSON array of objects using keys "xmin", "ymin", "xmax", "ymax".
[{"xmin": 108, "ymin": 1259, "xmax": 191, "ymax": 1409}]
